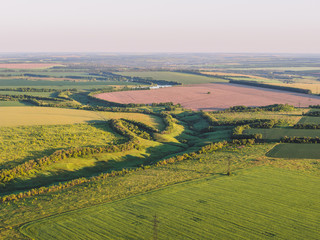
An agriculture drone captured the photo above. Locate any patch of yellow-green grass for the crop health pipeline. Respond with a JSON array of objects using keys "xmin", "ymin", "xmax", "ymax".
[
  {"xmin": 116, "ymin": 71, "xmax": 227, "ymax": 84},
  {"xmin": 0, "ymin": 107, "xmax": 163, "ymax": 130},
  {"xmin": 0, "ymin": 101, "xmax": 33, "ymax": 107},
  {"xmin": 154, "ymin": 122, "xmax": 185, "ymax": 144},
  {"xmin": 211, "ymin": 109, "xmax": 304, "ymax": 125},
  {"xmin": 14, "ymin": 137, "xmax": 184, "ymax": 189},
  {"xmin": 0, "ymin": 123, "xmax": 124, "ymax": 166}
]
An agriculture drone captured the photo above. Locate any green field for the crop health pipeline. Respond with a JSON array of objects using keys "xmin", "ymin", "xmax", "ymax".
[
  {"xmin": 0, "ymin": 78, "xmax": 137, "ymax": 88},
  {"xmin": 0, "ymin": 101, "xmax": 33, "ymax": 107},
  {"xmin": 245, "ymin": 128, "xmax": 320, "ymax": 140},
  {"xmin": 267, "ymin": 143, "xmax": 320, "ymax": 159},
  {"xmin": 298, "ymin": 116, "xmax": 320, "ymax": 124},
  {"xmin": 21, "ymin": 167, "xmax": 320, "ymax": 240},
  {"xmin": 211, "ymin": 110, "xmax": 304, "ymax": 125},
  {"xmin": 0, "ymin": 123, "xmax": 124, "ymax": 166},
  {"xmin": 117, "ymin": 71, "xmax": 227, "ymax": 84}
]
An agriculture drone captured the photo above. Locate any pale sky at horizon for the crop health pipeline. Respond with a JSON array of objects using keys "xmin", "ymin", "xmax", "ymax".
[{"xmin": 0, "ymin": 0, "xmax": 319, "ymax": 53}]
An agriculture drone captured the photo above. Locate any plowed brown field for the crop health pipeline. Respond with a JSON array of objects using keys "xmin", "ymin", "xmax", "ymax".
[
  {"xmin": 0, "ymin": 63, "xmax": 60, "ymax": 69},
  {"xmin": 95, "ymin": 83, "xmax": 320, "ymax": 111}
]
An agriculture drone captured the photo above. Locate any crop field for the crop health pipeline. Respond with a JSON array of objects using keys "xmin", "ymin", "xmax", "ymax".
[
  {"xmin": 267, "ymin": 144, "xmax": 320, "ymax": 159},
  {"xmin": 117, "ymin": 71, "xmax": 227, "ymax": 84},
  {"xmin": 298, "ymin": 116, "xmax": 320, "ymax": 124},
  {"xmin": 0, "ymin": 107, "xmax": 163, "ymax": 128},
  {"xmin": 21, "ymin": 167, "xmax": 320, "ymax": 240},
  {"xmin": 245, "ymin": 128, "xmax": 320, "ymax": 140},
  {"xmin": 95, "ymin": 83, "xmax": 320, "ymax": 111},
  {"xmin": 0, "ymin": 63, "xmax": 62, "ymax": 69}
]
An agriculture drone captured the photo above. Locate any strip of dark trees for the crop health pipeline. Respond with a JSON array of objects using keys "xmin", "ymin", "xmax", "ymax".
[
  {"xmin": 229, "ymin": 80, "xmax": 311, "ymax": 94},
  {"xmin": 216, "ymin": 104, "xmax": 296, "ymax": 113},
  {"xmin": 294, "ymin": 123, "xmax": 320, "ymax": 129},
  {"xmin": 302, "ymin": 111, "xmax": 320, "ymax": 117},
  {"xmin": 281, "ymin": 136, "xmax": 320, "ymax": 144}
]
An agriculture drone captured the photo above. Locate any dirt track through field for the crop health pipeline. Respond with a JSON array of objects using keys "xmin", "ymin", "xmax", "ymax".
[{"xmin": 95, "ymin": 83, "xmax": 320, "ymax": 111}]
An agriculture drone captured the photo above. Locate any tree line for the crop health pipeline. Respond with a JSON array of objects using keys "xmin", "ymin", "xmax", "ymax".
[
  {"xmin": 230, "ymin": 80, "xmax": 311, "ymax": 94},
  {"xmin": 281, "ymin": 136, "xmax": 320, "ymax": 144}
]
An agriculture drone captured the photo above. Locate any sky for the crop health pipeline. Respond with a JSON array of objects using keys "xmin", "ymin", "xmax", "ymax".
[{"xmin": 0, "ymin": 0, "xmax": 319, "ymax": 53}]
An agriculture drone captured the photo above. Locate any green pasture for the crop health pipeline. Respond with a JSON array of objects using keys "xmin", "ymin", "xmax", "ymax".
[
  {"xmin": 117, "ymin": 71, "xmax": 227, "ymax": 84},
  {"xmin": 0, "ymin": 101, "xmax": 33, "ymax": 107},
  {"xmin": 21, "ymin": 167, "xmax": 320, "ymax": 240},
  {"xmin": 245, "ymin": 128, "xmax": 320, "ymax": 140},
  {"xmin": 0, "ymin": 90, "xmax": 53, "ymax": 97},
  {"xmin": 298, "ymin": 116, "xmax": 320, "ymax": 124},
  {"xmin": 267, "ymin": 143, "xmax": 320, "ymax": 159},
  {"xmin": 0, "ymin": 78, "xmax": 138, "ymax": 88},
  {"xmin": 0, "ymin": 123, "xmax": 124, "ymax": 167}
]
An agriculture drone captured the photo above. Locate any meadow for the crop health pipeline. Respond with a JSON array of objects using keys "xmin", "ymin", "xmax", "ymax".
[{"xmin": 20, "ymin": 167, "xmax": 320, "ymax": 240}]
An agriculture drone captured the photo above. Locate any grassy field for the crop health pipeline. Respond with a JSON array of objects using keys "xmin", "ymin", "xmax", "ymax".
[
  {"xmin": 0, "ymin": 107, "xmax": 163, "ymax": 128},
  {"xmin": 267, "ymin": 143, "xmax": 320, "ymax": 159},
  {"xmin": 20, "ymin": 167, "xmax": 320, "ymax": 240},
  {"xmin": 0, "ymin": 101, "xmax": 33, "ymax": 107},
  {"xmin": 2, "ymin": 143, "xmax": 320, "ymax": 239},
  {"xmin": 0, "ymin": 78, "xmax": 138, "ymax": 88},
  {"xmin": 116, "ymin": 71, "xmax": 227, "ymax": 84},
  {"xmin": 211, "ymin": 110, "xmax": 304, "ymax": 125},
  {"xmin": 0, "ymin": 123, "xmax": 124, "ymax": 167},
  {"xmin": 298, "ymin": 116, "xmax": 320, "ymax": 124},
  {"xmin": 245, "ymin": 128, "xmax": 320, "ymax": 140}
]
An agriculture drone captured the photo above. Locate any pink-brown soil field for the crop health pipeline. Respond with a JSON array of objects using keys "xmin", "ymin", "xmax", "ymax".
[
  {"xmin": 0, "ymin": 63, "xmax": 61, "ymax": 69},
  {"xmin": 95, "ymin": 83, "xmax": 320, "ymax": 111}
]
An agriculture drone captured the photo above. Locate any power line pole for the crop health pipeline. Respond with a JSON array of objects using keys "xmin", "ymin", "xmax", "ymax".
[
  {"xmin": 153, "ymin": 214, "xmax": 159, "ymax": 240},
  {"xmin": 227, "ymin": 157, "xmax": 232, "ymax": 176}
]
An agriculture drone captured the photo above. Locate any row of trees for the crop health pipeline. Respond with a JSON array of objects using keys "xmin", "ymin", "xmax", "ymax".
[
  {"xmin": 230, "ymin": 80, "xmax": 311, "ymax": 94},
  {"xmin": 309, "ymin": 105, "xmax": 320, "ymax": 109},
  {"xmin": 303, "ymin": 111, "xmax": 320, "ymax": 117},
  {"xmin": 281, "ymin": 136, "xmax": 320, "ymax": 144},
  {"xmin": 217, "ymin": 104, "xmax": 296, "ymax": 113},
  {"xmin": 294, "ymin": 123, "xmax": 320, "ymax": 129}
]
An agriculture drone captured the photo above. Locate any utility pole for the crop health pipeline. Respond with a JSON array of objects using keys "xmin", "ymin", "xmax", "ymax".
[
  {"xmin": 227, "ymin": 157, "xmax": 232, "ymax": 176},
  {"xmin": 153, "ymin": 214, "xmax": 159, "ymax": 240}
]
